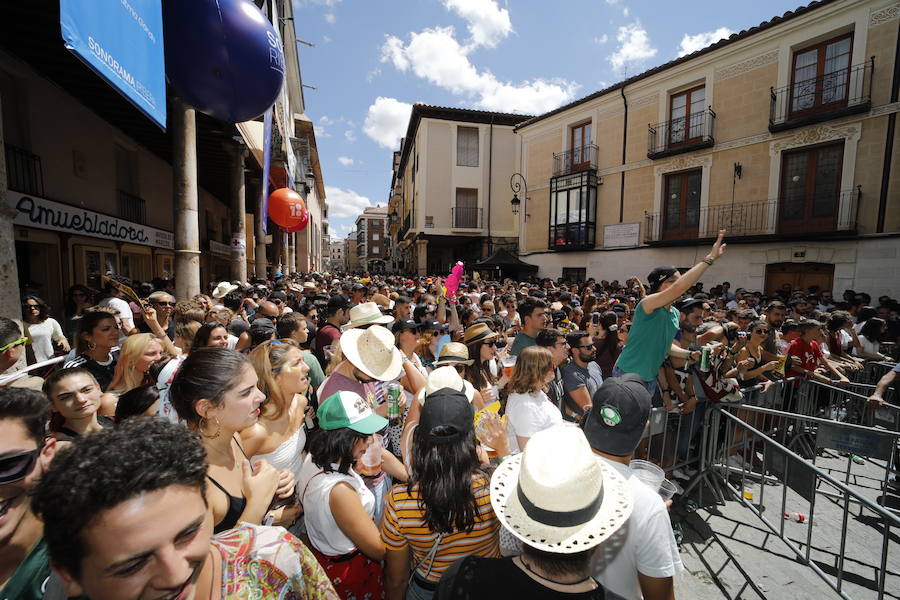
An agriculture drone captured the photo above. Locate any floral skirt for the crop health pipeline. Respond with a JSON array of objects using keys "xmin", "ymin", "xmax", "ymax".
[{"xmin": 310, "ymin": 547, "xmax": 384, "ymax": 600}]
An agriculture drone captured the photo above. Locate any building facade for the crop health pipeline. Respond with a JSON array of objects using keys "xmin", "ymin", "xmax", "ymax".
[
  {"xmin": 345, "ymin": 231, "xmax": 359, "ymax": 272},
  {"xmin": 327, "ymin": 237, "xmax": 344, "ymax": 272},
  {"xmin": 389, "ymin": 105, "xmax": 531, "ymax": 276},
  {"xmin": 355, "ymin": 206, "xmax": 389, "ymax": 273},
  {"xmin": 514, "ymin": 0, "xmax": 900, "ymax": 298}
]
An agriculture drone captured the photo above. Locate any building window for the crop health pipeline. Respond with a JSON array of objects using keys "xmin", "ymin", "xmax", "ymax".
[
  {"xmin": 569, "ymin": 122, "xmax": 592, "ymax": 169},
  {"xmin": 790, "ymin": 34, "xmax": 852, "ymax": 117},
  {"xmin": 662, "ymin": 169, "xmax": 701, "ymax": 241},
  {"xmin": 562, "ymin": 268, "xmax": 586, "ymax": 283},
  {"xmin": 669, "ymin": 85, "xmax": 705, "ymax": 146},
  {"xmin": 454, "ymin": 188, "xmax": 479, "ymax": 228},
  {"xmin": 372, "ymin": 233, "xmax": 379, "ymax": 241},
  {"xmin": 457, "ymin": 126, "xmax": 479, "ymax": 167},
  {"xmin": 779, "ymin": 141, "xmax": 843, "ymax": 234},
  {"xmin": 549, "ymin": 171, "xmax": 597, "ymax": 251},
  {"xmin": 372, "ymin": 246, "xmax": 380, "ymax": 254}
]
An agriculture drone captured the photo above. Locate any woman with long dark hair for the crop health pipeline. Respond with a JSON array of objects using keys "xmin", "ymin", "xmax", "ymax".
[
  {"xmin": 21, "ymin": 295, "xmax": 69, "ymax": 362},
  {"xmin": 64, "ymin": 284, "xmax": 93, "ymax": 341},
  {"xmin": 191, "ymin": 321, "xmax": 230, "ymax": 352},
  {"xmin": 462, "ymin": 323, "xmax": 504, "ymax": 408},
  {"xmin": 382, "ymin": 388, "xmax": 506, "ymax": 600},
  {"xmin": 593, "ymin": 310, "xmax": 623, "ymax": 378},
  {"xmin": 63, "ymin": 307, "xmax": 121, "ymax": 391},
  {"xmin": 855, "ymin": 317, "xmax": 889, "ymax": 360}
]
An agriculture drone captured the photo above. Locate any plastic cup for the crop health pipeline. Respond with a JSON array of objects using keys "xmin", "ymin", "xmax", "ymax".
[
  {"xmin": 502, "ymin": 356, "xmax": 517, "ymax": 379},
  {"xmin": 359, "ymin": 434, "xmax": 383, "ymax": 476},
  {"xmin": 630, "ymin": 459, "xmax": 665, "ymax": 490},
  {"xmin": 658, "ymin": 479, "xmax": 680, "ymax": 501}
]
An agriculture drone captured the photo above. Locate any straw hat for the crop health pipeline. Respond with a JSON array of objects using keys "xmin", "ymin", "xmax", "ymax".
[
  {"xmin": 340, "ymin": 325, "xmax": 403, "ymax": 382},
  {"xmin": 371, "ymin": 293, "xmax": 393, "ymax": 309},
  {"xmin": 490, "ymin": 425, "xmax": 633, "ymax": 553},
  {"xmin": 433, "ymin": 342, "xmax": 474, "ymax": 367},
  {"xmin": 342, "ymin": 302, "xmax": 395, "ymax": 330},
  {"xmin": 211, "ymin": 281, "xmax": 238, "ymax": 299},
  {"xmin": 416, "ymin": 366, "xmax": 476, "ymax": 405},
  {"xmin": 463, "ymin": 322, "xmax": 498, "ymax": 346}
]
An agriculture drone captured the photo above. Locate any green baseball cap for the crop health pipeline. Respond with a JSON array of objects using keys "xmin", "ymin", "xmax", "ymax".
[{"xmin": 318, "ymin": 391, "xmax": 388, "ymax": 434}]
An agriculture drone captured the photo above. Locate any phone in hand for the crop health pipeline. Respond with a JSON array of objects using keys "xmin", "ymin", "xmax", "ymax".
[{"xmin": 591, "ymin": 312, "xmax": 600, "ymax": 325}]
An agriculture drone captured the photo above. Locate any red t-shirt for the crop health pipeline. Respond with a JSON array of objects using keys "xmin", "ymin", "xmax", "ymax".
[{"xmin": 787, "ymin": 338, "xmax": 822, "ymax": 377}]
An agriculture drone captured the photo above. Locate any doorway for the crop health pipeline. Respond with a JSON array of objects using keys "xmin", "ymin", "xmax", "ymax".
[{"xmin": 765, "ymin": 262, "xmax": 834, "ymax": 297}]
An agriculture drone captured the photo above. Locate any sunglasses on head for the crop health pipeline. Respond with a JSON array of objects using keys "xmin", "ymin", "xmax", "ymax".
[{"xmin": 0, "ymin": 441, "xmax": 44, "ymax": 485}]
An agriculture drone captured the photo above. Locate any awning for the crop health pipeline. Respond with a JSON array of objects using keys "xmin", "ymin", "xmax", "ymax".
[
  {"xmin": 472, "ymin": 248, "xmax": 538, "ymax": 272},
  {"xmin": 236, "ymin": 120, "xmax": 265, "ymax": 167}
]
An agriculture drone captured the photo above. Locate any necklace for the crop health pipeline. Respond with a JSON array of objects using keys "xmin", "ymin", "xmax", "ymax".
[{"xmin": 516, "ymin": 556, "xmax": 595, "ymax": 587}]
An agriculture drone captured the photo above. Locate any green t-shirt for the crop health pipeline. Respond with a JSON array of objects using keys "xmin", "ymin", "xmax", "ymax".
[
  {"xmin": 1, "ymin": 537, "xmax": 50, "ymax": 600},
  {"xmin": 509, "ymin": 332, "xmax": 536, "ymax": 357},
  {"xmin": 302, "ymin": 351, "xmax": 325, "ymax": 390},
  {"xmin": 614, "ymin": 299, "xmax": 680, "ymax": 382}
]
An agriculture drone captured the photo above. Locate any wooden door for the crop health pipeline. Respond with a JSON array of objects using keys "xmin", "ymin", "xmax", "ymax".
[{"xmin": 765, "ymin": 262, "xmax": 834, "ymax": 296}]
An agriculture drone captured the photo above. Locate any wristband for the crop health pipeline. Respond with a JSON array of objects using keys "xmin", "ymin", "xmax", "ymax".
[{"xmin": 703, "ymin": 257, "xmax": 715, "ymax": 266}]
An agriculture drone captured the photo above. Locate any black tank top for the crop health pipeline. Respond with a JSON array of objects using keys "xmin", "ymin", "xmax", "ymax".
[{"xmin": 207, "ymin": 436, "xmax": 250, "ymax": 534}]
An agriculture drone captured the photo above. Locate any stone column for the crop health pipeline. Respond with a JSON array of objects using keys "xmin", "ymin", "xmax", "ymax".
[
  {"xmin": 172, "ymin": 98, "xmax": 201, "ymax": 299},
  {"xmin": 287, "ymin": 232, "xmax": 296, "ymax": 275},
  {"xmin": 255, "ymin": 197, "xmax": 267, "ymax": 280},
  {"xmin": 227, "ymin": 144, "xmax": 248, "ymax": 282},
  {"xmin": 0, "ymin": 94, "xmax": 22, "ymax": 321},
  {"xmin": 416, "ymin": 238, "xmax": 428, "ymax": 277}
]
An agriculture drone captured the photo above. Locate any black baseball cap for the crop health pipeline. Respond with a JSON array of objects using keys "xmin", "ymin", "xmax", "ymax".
[
  {"xmin": 421, "ymin": 318, "xmax": 444, "ymax": 332},
  {"xmin": 327, "ymin": 294, "xmax": 351, "ymax": 310},
  {"xmin": 677, "ymin": 298, "xmax": 706, "ymax": 313},
  {"xmin": 418, "ymin": 388, "xmax": 474, "ymax": 444},
  {"xmin": 581, "ymin": 374, "xmax": 652, "ymax": 456},
  {"xmin": 392, "ymin": 318, "xmax": 421, "ymax": 334},
  {"xmin": 647, "ymin": 266, "xmax": 678, "ymax": 293}
]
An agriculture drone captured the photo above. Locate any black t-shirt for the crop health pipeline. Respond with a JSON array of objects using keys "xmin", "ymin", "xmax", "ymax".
[
  {"xmin": 137, "ymin": 319, "xmax": 176, "ymax": 341},
  {"xmin": 63, "ymin": 349, "xmax": 120, "ymax": 392},
  {"xmin": 436, "ymin": 556, "xmax": 610, "ymax": 600}
]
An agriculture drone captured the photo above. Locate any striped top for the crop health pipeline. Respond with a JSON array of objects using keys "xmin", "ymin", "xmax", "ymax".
[{"xmin": 381, "ymin": 478, "xmax": 500, "ymax": 581}]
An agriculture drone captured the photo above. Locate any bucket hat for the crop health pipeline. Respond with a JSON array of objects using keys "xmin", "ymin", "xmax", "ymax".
[
  {"xmin": 211, "ymin": 281, "xmax": 238, "ymax": 299},
  {"xmin": 415, "ymin": 365, "xmax": 476, "ymax": 405},
  {"xmin": 340, "ymin": 325, "xmax": 403, "ymax": 381},
  {"xmin": 433, "ymin": 342, "xmax": 474, "ymax": 367},
  {"xmin": 342, "ymin": 301, "xmax": 395, "ymax": 330}
]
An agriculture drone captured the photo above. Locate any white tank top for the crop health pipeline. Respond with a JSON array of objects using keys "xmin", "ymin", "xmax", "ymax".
[
  {"xmin": 297, "ymin": 453, "xmax": 375, "ymax": 556},
  {"xmin": 252, "ymin": 425, "xmax": 307, "ymax": 483}
]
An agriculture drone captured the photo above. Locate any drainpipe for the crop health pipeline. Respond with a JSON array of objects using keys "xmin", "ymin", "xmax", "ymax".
[
  {"xmin": 877, "ymin": 23, "xmax": 900, "ymax": 232},
  {"xmin": 487, "ymin": 116, "xmax": 494, "ymax": 257},
  {"xmin": 619, "ymin": 85, "xmax": 628, "ymax": 223}
]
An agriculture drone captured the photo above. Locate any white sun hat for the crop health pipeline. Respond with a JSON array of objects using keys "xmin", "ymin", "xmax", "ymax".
[
  {"xmin": 340, "ymin": 325, "xmax": 403, "ymax": 382},
  {"xmin": 415, "ymin": 365, "xmax": 476, "ymax": 406},
  {"xmin": 490, "ymin": 424, "xmax": 633, "ymax": 553},
  {"xmin": 211, "ymin": 281, "xmax": 239, "ymax": 299},
  {"xmin": 342, "ymin": 301, "xmax": 395, "ymax": 330}
]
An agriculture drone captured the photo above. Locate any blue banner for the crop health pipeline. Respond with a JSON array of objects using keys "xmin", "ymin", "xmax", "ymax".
[
  {"xmin": 261, "ymin": 107, "xmax": 273, "ymax": 234},
  {"xmin": 60, "ymin": 0, "xmax": 167, "ymax": 129}
]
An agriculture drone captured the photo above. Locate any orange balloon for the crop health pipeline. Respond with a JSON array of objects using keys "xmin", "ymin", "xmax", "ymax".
[{"xmin": 268, "ymin": 188, "xmax": 307, "ymax": 228}]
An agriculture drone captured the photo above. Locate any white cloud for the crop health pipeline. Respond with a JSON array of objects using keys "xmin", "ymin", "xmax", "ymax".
[
  {"xmin": 594, "ymin": 34, "xmax": 608, "ymax": 44},
  {"xmin": 323, "ymin": 12, "xmax": 335, "ymax": 23},
  {"xmin": 325, "ymin": 186, "xmax": 373, "ymax": 219},
  {"xmin": 622, "ymin": 6, "xmax": 629, "ymax": 17},
  {"xmin": 315, "ymin": 115, "xmax": 333, "ymax": 138},
  {"xmin": 677, "ymin": 27, "xmax": 735, "ymax": 57},
  {"xmin": 322, "ymin": 35, "xmax": 332, "ymax": 43},
  {"xmin": 363, "ymin": 97, "xmax": 413, "ymax": 149},
  {"xmin": 608, "ymin": 22, "xmax": 657, "ymax": 73},
  {"xmin": 604, "ymin": 0, "xmax": 620, "ymax": 4},
  {"xmin": 338, "ymin": 156, "xmax": 354, "ymax": 166},
  {"xmin": 344, "ymin": 129, "xmax": 356, "ymax": 142},
  {"xmin": 442, "ymin": 0, "xmax": 512, "ymax": 49},
  {"xmin": 379, "ymin": 28, "xmax": 577, "ymax": 114}
]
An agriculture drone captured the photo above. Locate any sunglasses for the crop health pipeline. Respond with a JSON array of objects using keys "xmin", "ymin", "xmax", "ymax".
[
  {"xmin": 0, "ymin": 441, "xmax": 44, "ymax": 485},
  {"xmin": 483, "ymin": 340, "xmax": 498, "ymax": 347},
  {"xmin": 577, "ymin": 344, "xmax": 595, "ymax": 350},
  {"xmin": 430, "ymin": 330, "xmax": 442, "ymax": 337},
  {"xmin": 0, "ymin": 337, "xmax": 30, "ymax": 352},
  {"xmin": 753, "ymin": 328, "xmax": 770, "ymax": 334},
  {"xmin": 153, "ymin": 301, "xmax": 176, "ymax": 307},
  {"xmin": 24, "ymin": 304, "xmax": 40, "ymax": 310}
]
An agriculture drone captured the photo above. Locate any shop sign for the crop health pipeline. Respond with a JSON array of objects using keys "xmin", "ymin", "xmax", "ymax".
[
  {"xmin": 603, "ymin": 222, "xmax": 641, "ymax": 248},
  {"xmin": 209, "ymin": 240, "xmax": 231, "ymax": 257},
  {"xmin": 9, "ymin": 192, "xmax": 174, "ymax": 249}
]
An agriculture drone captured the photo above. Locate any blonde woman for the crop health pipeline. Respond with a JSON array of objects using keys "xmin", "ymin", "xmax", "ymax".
[
  {"xmin": 504, "ymin": 346, "xmax": 561, "ymax": 452},
  {"xmin": 242, "ymin": 339, "xmax": 313, "ymax": 528},
  {"xmin": 103, "ymin": 333, "xmax": 164, "ymax": 414}
]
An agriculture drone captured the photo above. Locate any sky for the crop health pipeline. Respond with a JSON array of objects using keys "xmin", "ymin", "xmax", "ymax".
[{"xmin": 290, "ymin": 0, "xmax": 805, "ymax": 242}]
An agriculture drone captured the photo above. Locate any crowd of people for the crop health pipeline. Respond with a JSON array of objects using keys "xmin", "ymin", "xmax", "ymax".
[{"xmin": 1, "ymin": 230, "xmax": 898, "ymax": 600}]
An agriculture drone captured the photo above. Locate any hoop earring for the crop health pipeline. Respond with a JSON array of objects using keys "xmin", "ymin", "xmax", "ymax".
[
  {"xmin": 86, "ymin": 340, "xmax": 96, "ymax": 351},
  {"xmin": 199, "ymin": 417, "xmax": 221, "ymax": 439}
]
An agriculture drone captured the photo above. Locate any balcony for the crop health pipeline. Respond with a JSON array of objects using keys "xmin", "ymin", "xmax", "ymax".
[
  {"xmin": 553, "ymin": 144, "xmax": 598, "ymax": 176},
  {"xmin": 400, "ymin": 213, "xmax": 412, "ymax": 239},
  {"xmin": 550, "ymin": 222, "xmax": 596, "ymax": 251},
  {"xmin": 118, "ymin": 190, "xmax": 146, "ymax": 224},
  {"xmin": 647, "ymin": 108, "xmax": 715, "ymax": 159},
  {"xmin": 643, "ymin": 188, "xmax": 860, "ymax": 243},
  {"xmin": 769, "ymin": 59, "xmax": 873, "ymax": 132},
  {"xmin": 451, "ymin": 206, "xmax": 482, "ymax": 229},
  {"xmin": 4, "ymin": 144, "xmax": 44, "ymax": 196}
]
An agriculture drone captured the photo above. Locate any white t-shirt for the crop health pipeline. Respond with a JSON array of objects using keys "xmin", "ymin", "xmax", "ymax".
[
  {"xmin": 99, "ymin": 297, "xmax": 134, "ymax": 331},
  {"xmin": 297, "ymin": 453, "xmax": 375, "ymax": 556},
  {"xmin": 854, "ymin": 335, "xmax": 880, "ymax": 357},
  {"xmin": 505, "ymin": 390, "xmax": 563, "ymax": 453},
  {"xmin": 592, "ymin": 460, "xmax": 684, "ymax": 600},
  {"xmin": 25, "ymin": 318, "xmax": 65, "ymax": 362}
]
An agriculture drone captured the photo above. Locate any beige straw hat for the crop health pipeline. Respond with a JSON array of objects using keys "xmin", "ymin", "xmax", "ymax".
[
  {"xmin": 490, "ymin": 424, "xmax": 633, "ymax": 553},
  {"xmin": 433, "ymin": 342, "xmax": 474, "ymax": 367},
  {"xmin": 340, "ymin": 325, "xmax": 403, "ymax": 381},
  {"xmin": 342, "ymin": 301, "xmax": 395, "ymax": 330},
  {"xmin": 415, "ymin": 366, "xmax": 476, "ymax": 406}
]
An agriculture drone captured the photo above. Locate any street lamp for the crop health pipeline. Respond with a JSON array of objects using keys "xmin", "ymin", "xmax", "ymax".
[{"xmin": 510, "ymin": 172, "xmax": 527, "ymax": 219}]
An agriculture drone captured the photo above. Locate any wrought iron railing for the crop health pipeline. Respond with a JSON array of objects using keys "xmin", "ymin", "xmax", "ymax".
[
  {"xmin": 647, "ymin": 108, "xmax": 715, "ymax": 159},
  {"xmin": 553, "ymin": 144, "xmax": 598, "ymax": 176},
  {"xmin": 550, "ymin": 222, "xmax": 596, "ymax": 251},
  {"xmin": 644, "ymin": 188, "xmax": 860, "ymax": 242},
  {"xmin": 4, "ymin": 144, "xmax": 44, "ymax": 196},
  {"xmin": 769, "ymin": 59, "xmax": 873, "ymax": 131},
  {"xmin": 117, "ymin": 190, "xmax": 147, "ymax": 224},
  {"xmin": 451, "ymin": 206, "xmax": 482, "ymax": 229}
]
